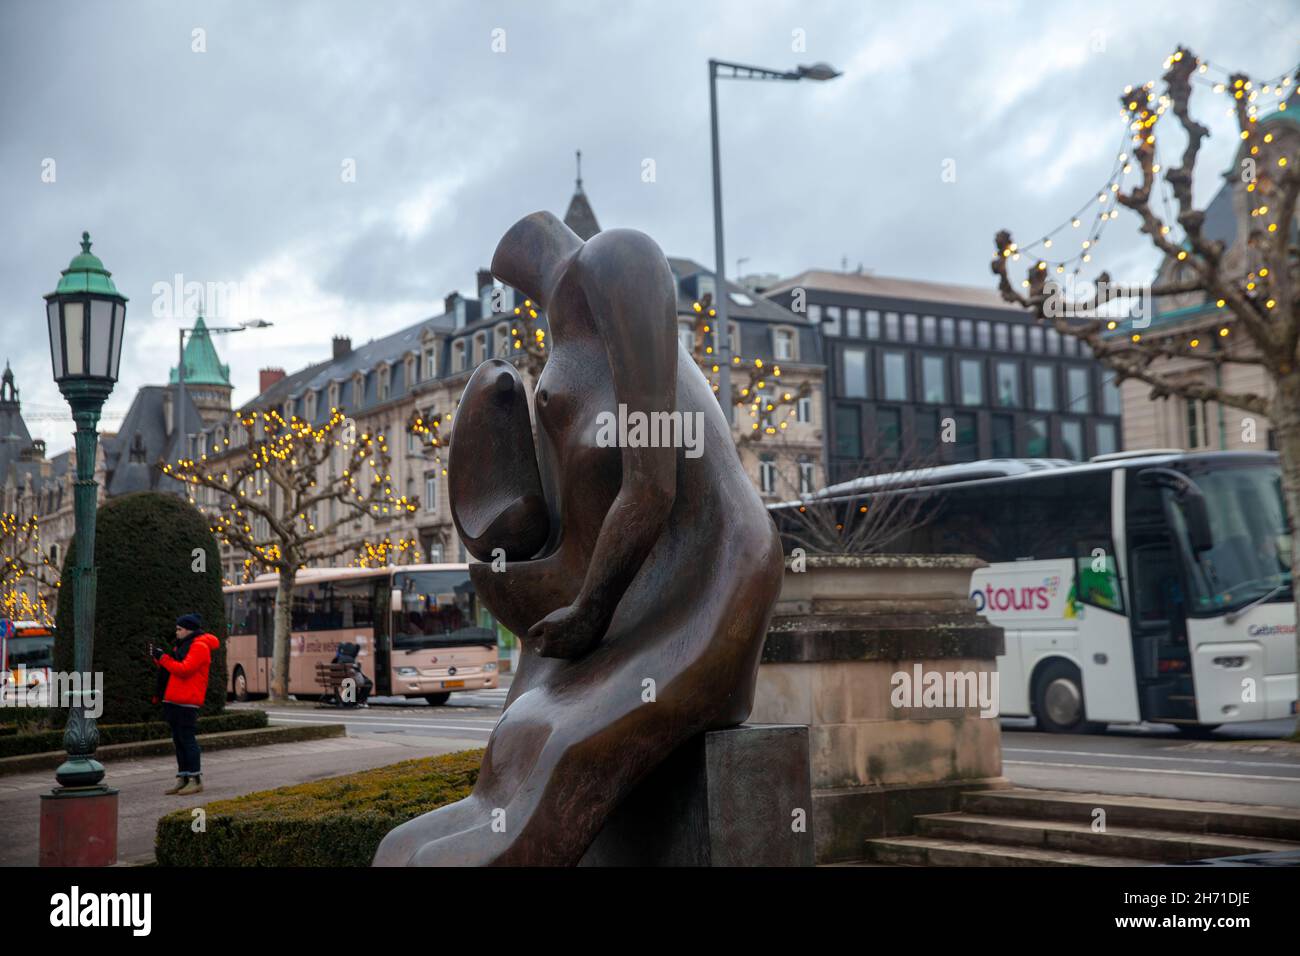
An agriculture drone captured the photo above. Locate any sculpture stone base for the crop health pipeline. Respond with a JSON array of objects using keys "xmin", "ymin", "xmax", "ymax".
[{"xmin": 579, "ymin": 724, "xmax": 814, "ymax": 867}]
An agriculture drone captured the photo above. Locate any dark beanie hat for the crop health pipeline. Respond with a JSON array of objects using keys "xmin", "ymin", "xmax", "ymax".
[{"xmin": 176, "ymin": 613, "xmax": 204, "ymax": 633}]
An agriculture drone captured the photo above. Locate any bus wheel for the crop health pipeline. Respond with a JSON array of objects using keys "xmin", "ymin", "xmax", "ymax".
[
  {"xmin": 1175, "ymin": 724, "xmax": 1221, "ymax": 738},
  {"xmin": 424, "ymin": 693, "xmax": 451, "ymax": 707},
  {"xmin": 1034, "ymin": 662, "xmax": 1092, "ymax": 734},
  {"xmin": 232, "ymin": 667, "xmax": 249, "ymax": 702}
]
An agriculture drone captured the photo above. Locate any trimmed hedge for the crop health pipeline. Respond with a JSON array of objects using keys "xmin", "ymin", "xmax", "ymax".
[
  {"xmin": 156, "ymin": 748, "xmax": 484, "ymax": 866},
  {"xmin": 0, "ymin": 710, "xmax": 267, "ymax": 759},
  {"xmin": 55, "ymin": 492, "xmax": 227, "ymax": 724}
]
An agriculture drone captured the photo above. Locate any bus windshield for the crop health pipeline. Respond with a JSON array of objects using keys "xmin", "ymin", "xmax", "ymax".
[
  {"xmin": 392, "ymin": 570, "xmax": 495, "ymax": 649},
  {"xmin": 1175, "ymin": 465, "xmax": 1292, "ymax": 613}
]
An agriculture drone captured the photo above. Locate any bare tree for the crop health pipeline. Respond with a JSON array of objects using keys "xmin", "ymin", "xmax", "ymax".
[
  {"xmin": 992, "ymin": 46, "xmax": 1300, "ymax": 727},
  {"xmin": 162, "ymin": 408, "xmax": 415, "ymax": 700},
  {"xmin": 0, "ymin": 512, "xmax": 58, "ymax": 625}
]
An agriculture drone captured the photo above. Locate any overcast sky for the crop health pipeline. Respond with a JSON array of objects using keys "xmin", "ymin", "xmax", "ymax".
[{"xmin": 2, "ymin": 0, "xmax": 1296, "ymax": 454}]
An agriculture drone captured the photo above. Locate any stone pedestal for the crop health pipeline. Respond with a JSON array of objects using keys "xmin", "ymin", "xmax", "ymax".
[
  {"xmin": 39, "ymin": 787, "xmax": 119, "ymax": 867},
  {"xmin": 750, "ymin": 554, "xmax": 1008, "ymax": 863},
  {"xmin": 580, "ymin": 724, "xmax": 814, "ymax": 866}
]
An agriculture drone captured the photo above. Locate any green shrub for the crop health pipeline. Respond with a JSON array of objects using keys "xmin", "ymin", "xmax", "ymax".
[
  {"xmin": 155, "ymin": 748, "xmax": 484, "ymax": 866},
  {"xmin": 55, "ymin": 492, "xmax": 227, "ymax": 724},
  {"xmin": 0, "ymin": 710, "xmax": 266, "ymax": 759}
]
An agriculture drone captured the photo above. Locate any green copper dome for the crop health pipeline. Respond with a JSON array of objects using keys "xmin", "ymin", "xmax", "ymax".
[
  {"xmin": 50, "ymin": 231, "xmax": 128, "ymax": 300},
  {"xmin": 169, "ymin": 315, "xmax": 233, "ymax": 387}
]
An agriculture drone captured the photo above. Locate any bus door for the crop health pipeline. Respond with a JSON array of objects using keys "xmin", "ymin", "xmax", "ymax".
[
  {"xmin": 373, "ymin": 579, "xmax": 392, "ymax": 696},
  {"xmin": 1126, "ymin": 527, "xmax": 1195, "ymax": 723},
  {"xmin": 256, "ymin": 591, "xmax": 275, "ymax": 694}
]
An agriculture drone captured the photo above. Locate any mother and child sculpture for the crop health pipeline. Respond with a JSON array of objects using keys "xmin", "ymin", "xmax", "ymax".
[{"xmin": 374, "ymin": 211, "xmax": 784, "ymax": 866}]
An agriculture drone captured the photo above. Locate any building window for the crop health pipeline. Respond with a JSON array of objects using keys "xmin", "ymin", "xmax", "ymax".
[
  {"xmin": 1045, "ymin": 328, "xmax": 1061, "ymax": 355},
  {"xmin": 1028, "ymin": 326, "xmax": 1044, "ymax": 353},
  {"xmin": 921, "ymin": 315, "xmax": 937, "ymax": 343},
  {"xmin": 865, "ymin": 310, "xmax": 881, "ymax": 338},
  {"xmin": 1032, "ymin": 365, "xmax": 1056, "ymax": 411},
  {"xmin": 878, "ymin": 407, "xmax": 902, "ymax": 458},
  {"xmin": 991, "ymin": 413, "xmax": 1014, "ymax": 457},
  {"xmin": 940, "ymin": 317, "xmax": 956, "ymax": 345},
  {"xmin": 796, "ymin": 395, "xmax": 812, "ymax": 423},
  {"xmin": 774, "ymin": 328, "xmax": 794, "ymax": 361},
  {"xmin": 916, "ymin": 409, "xmax": 940, "ymax": 456},
  {"xmin": 1062, "ymin": 335, "xmax": 1078, "ymax": 357},
  {"xmin": 953, "ymin": 412, "xmax": 978, "ymax": 462},
  {"xmin": 842, "ymin": 348, "xmax": 868, "ymax": 398},
  {"xmin": 959, "ymin": 358, "xmax": 983, "ymax": 406},
  {"xmin": 903, "ymin": 313, "xmax": 919, "ymax": 342},
  {"xmin": 921, "ymin": 355, "xmax": 947, "ymax": 404},
  {"xmin": 351, "ymin": 375, "xmax": 363, "ymax": 406},
  {"xmin": 473, "ymin": 333, "xmax": 487, "ymax": 366},
  {"xmin": 1026, "ymin": 416, "xmax": 1049, "ymax": 456},
  {"xmin": 1094, "ymin": 421, "xmax": 1118, "ymax": 457},
  {"xmin": 759, "ymin": 456, "xmax": 776, "ymax": 495},
  {"xmin": 1186, "ymin": 398, "xmax": 1209, "ymax": 449},
  {"xmin": 328, "ymin": 382, "xmax": 340, "ymax": 410},
  {"xmin": 1066, "ymin": 367, "xmax": 1090, "ymax": 412},
  {"xmin": 883, "ymin": 312, "xmax": 900, "ymax": 340},
  {"xmin": 377, "ymin": 367, "xmax": 391, "ymax": 401},
  {"xmin": 424, "ymin": 347, "xmax": 437, "ymax": 380},
  {"xmin": 728, "ymin": 322, "xmax": 739, "ymax": 357},
  {"xmin": 408, "ymin": 429, "xmax": 421, "ymax": 454},
  {"xmin": 994, "ymin": 324, "xmax": 1009, "ymax": 351},
  {"xmin": 882, "ymin": 351, "xmax": 908, "ymax": 401},
  {"xmin": 678, "ymin": 320, "xmax": 695, "ymax": 353},
  {"xmin": 496, "ymin": 324, "xmax": 512, "ymax": 358},
  {"xmin": 995, "ymin": 361, "xmax": 1019, "ymax": 408},
  {"xmin": 424, "ymin": 474, "xmax": 439, "ymax": 512},
  {"xmin": 976, "ymin": 321, "xmax": 991, "ymax": 349},
  {"xmin": 798, "ymin": 457, "xmax": 815, "ymax": 495},
  {"xmin": 1011, "ymin": 324, "xmax": 1027, "ymax": 352},
  {"xmin": 834, "ymin": 405, "xmax": 862, "ymax": 459},
  {"xmin": 452, "ymin": 341, "xmax": 467, "ymax": 372},
  {"xmin": 1101, "ymin": 372, "xmax": 1121, "ymax": 416},
  {"xmin": 825, "ymin": 307, "xmax": 842, "ymax": 338},
  {"xmin": 808, "ymin": 303, "xmax": 823, "ymax": 327},
  {"xmin": 845, "ymin": 308, "xmax": 861, "ymax": 337},
  {"xmin": 956, "ymin": 319, "xmax": 972, "ymax": 347},
  {"xmin": 1061, "ymin": 418, "xmax": 1084, "ymax": 459}
]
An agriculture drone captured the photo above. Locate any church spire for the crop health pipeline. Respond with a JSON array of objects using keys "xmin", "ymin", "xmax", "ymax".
[{"xmin": 563, "ymin": 149, "xmax": 601, "ymax": 241}]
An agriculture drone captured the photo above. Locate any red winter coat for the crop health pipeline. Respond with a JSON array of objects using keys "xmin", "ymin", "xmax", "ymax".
[{"xmin": 157, "ymin": 633, "xmax": 219, "ymax": 706}]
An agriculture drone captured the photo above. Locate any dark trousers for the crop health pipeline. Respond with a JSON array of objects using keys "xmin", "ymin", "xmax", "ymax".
[{"xmin": 163, "ymin": 703, "xmax": 201, "ymax": 777}]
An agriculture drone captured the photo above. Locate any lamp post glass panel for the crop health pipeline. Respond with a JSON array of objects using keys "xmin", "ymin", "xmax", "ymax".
[
  {"xmin": 43, "ymin": 231, "xmax": 127, "ymax": 789},
  {"xmin": 708, "ymin": 60, "xmax": 839, "ymax": 417}
]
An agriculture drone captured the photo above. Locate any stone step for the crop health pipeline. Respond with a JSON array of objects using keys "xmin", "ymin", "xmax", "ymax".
[
  {"xmin": 961, "ymin": 788, "xmax": 1300, "ymax": 842},
  {"xmin": 865, "ymin": 835, "xmax": 1149, "ymax": 867},
  {"xmin": 917, "ymin": 812, "xmax": 1300, "ymax": 863}
]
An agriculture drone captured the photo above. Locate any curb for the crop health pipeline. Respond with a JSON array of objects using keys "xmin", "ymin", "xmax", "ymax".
[{"xmin": 0, "ymin": 724, "xmax": 347, "ymax": 777}]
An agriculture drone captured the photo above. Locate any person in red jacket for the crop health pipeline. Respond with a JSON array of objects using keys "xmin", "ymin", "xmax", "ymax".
[{"xmin": 151, "ymin": 614, "xmax": 218, "ymax": 796}]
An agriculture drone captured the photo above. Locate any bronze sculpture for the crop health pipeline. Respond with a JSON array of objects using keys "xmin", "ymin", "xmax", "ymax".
[{"xmin": 374, "ymin": 212, "xmax": 784, "ymax": 866}]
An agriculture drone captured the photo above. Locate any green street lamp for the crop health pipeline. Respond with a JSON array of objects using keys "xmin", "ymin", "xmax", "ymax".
[{"xmin": 43, "ymin": 231, "xmax": 127, "ymax": 790}]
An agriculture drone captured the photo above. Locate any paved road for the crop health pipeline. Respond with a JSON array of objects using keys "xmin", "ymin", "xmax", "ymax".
[{"xmin": 1000, "ymin": 717, "xmax": 1300, "ymax": 808}]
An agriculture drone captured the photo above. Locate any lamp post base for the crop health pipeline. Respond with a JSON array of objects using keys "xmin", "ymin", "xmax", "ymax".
[
  {"xmin": 55, "ymin": 756, "xmax": 106, "ymax": 789},
  {"xmin": 39, "ymin": 786, "xmax": 119, "ymax": 867}
]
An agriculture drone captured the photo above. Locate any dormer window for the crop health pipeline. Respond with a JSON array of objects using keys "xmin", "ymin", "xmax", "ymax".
[
  {"xmin": 351, "ymin": 373, "xmax": 364, "ymax": 407},
  {"xmin": 473, "ymin": 332, "xmax": 487, "ymax": 366},
  {"xmin": 452, "ymin": 340, "xmax": 467, "ymax": 372},
  {"xmin": 774, "ymin": 327, "xmax": 796, "ymax": 361},
  {"xmin": 495, "ymin": 323, "xmax": 512, "ymax": 357},
  {"xmin": 423, "ymin": 346, "xmax": 438, "ymax": 380},
  {"xmin": 378, "ymin": 365, "xmax": 391, "ymax": 401},
  {"xmin": 328, "ymin": 382, "xmax": 341, "ymax": 411},
  {"xmin": 304, "ymin": 390, "xmax": 317, "ymax": 421}
]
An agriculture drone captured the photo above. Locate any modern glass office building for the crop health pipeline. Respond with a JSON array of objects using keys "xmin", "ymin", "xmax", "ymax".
[{"xmin": 762, "ymin": 270, "xmax": 1124, "ymax": 484}]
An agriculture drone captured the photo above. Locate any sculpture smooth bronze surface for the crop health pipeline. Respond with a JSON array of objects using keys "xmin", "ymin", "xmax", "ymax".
[{"xmin": 374, "ymin": 211, "xmax": 784, "ymax": 866}]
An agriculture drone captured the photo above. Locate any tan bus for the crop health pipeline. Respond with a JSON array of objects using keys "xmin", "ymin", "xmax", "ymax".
[{"xmin": 224, "ymin": 564, "xmax": 500, "ymax": 705}]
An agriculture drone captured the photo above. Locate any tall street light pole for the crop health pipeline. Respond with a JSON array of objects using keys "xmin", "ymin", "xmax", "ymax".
[
  {"xmin": 39, "ymin": 232, "xmax": 127, "ymax": 866},
  {"xmin": 176, "ymin": 318, "xmax": 273, "ymax": 456},
  {"xmin": 708, "ymin": 59, "xmax": 840, "ymax": 428}
]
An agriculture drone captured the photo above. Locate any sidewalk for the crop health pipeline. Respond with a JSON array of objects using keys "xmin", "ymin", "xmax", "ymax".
[{"xmin": 0, "ymin": 730, "xmax": 484, "ymax": 866}]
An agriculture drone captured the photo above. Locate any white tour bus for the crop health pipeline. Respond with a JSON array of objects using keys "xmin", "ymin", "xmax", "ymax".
[{"xmin": 772, "ymin": 450, "xmax": 1297, "ymax": 734}]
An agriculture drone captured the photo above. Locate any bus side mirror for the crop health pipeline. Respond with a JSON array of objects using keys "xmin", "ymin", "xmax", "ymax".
[
  {"xmin": 1140, "ymin": 467, "xmax": 1213, "ymax": 553},
  {"xmin": 391, "ymin": 589, "xmax": 403, "ymax": 613},
  {"xmin": 1182, "ymin": 494, "xmax": 1214, "ymax": 553}
]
